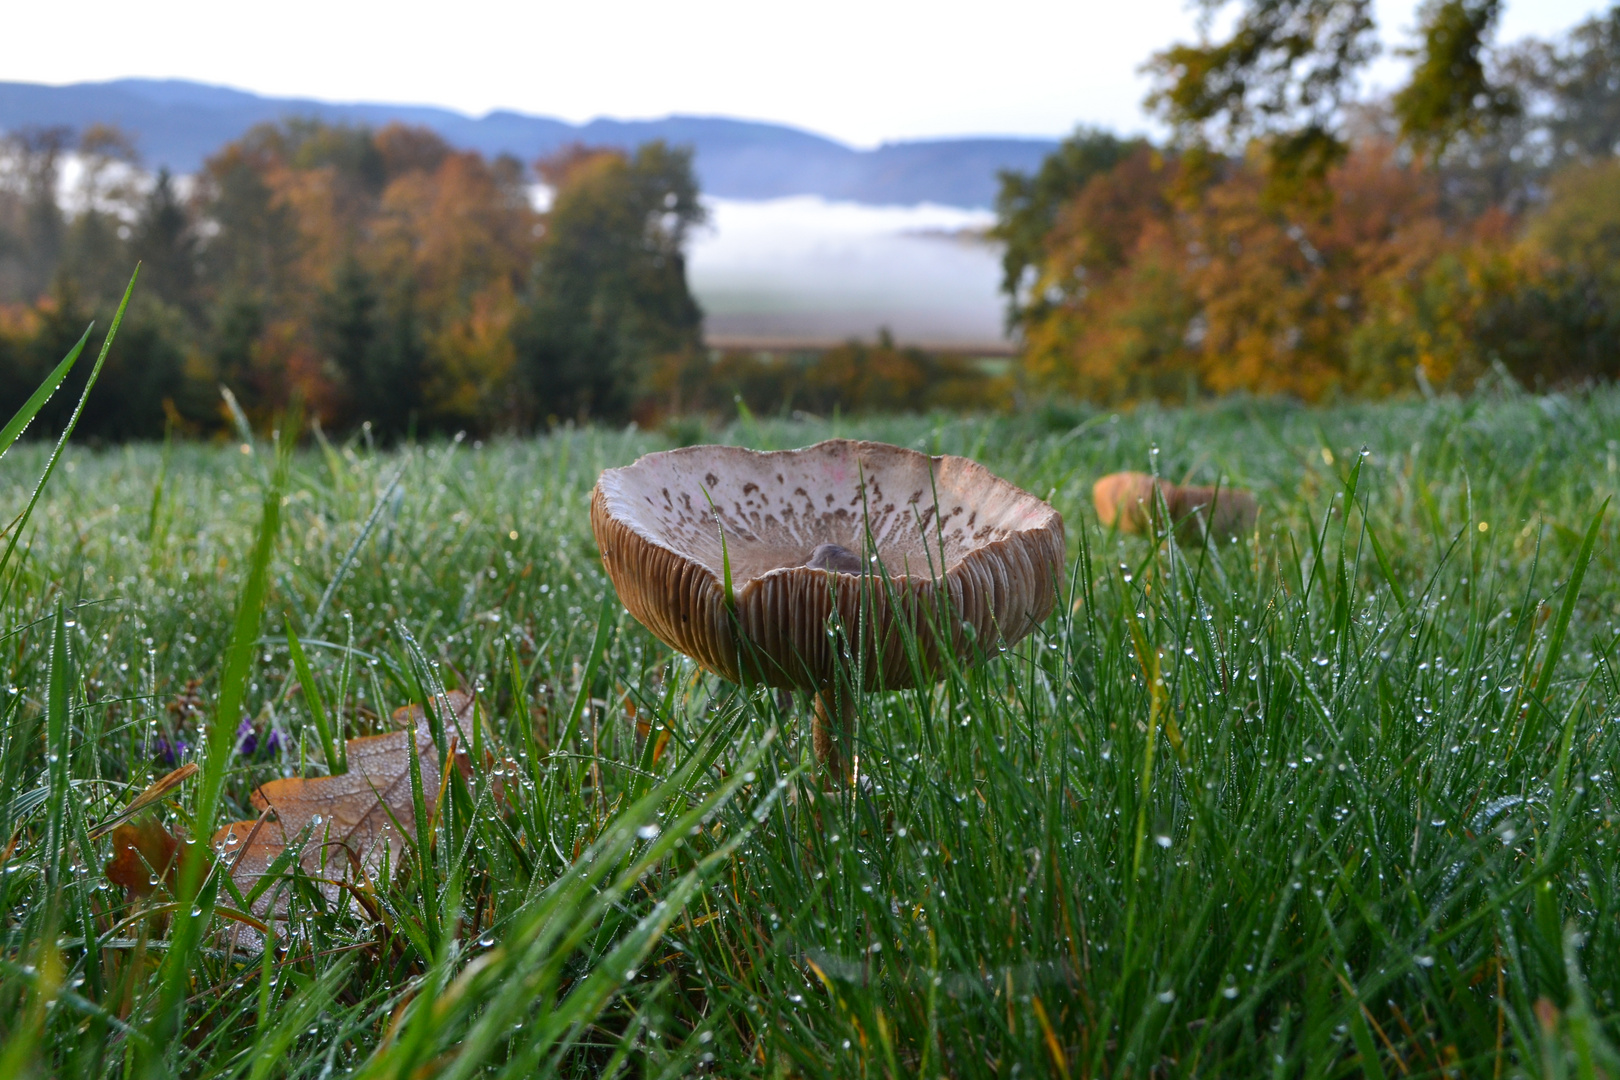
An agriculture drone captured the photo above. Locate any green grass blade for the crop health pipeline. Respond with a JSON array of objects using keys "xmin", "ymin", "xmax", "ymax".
[
  {"xmin": 0, "ymin": 324, "xmax": 91, "ymax": 461},
  {"xmin": 44, "ymin": 604, "xmax": 72, "ymax": 893},
  {"xmin": 286, "ymin": 619, "xmax": 342, "ymax": 773},
  {"xmin": 0, "ymin": 269, "xmax": 137, "ymax": 586},
  {"xmin": 144, "ymin": 416, "xmax": 173, "ymax": 546},
  {"xmin": 308, "ymin": 458, "xmax": 408, "ymax": 633},
  {"xmin": 554, "ymin": 590, "xmax": 616, "ymax": 756},
  {"xmin": 1533, "ymin": 497, "xmax": 1607, "ymax": 706},
  {"xmin": 142, "ymin": 407, "xmax": 292, "ymax": 1074}
]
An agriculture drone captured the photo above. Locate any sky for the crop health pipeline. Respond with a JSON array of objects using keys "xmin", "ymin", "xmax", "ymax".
[{"xmin": 6, "ymin": 0, "xmax": 1609, "ymax": 148}]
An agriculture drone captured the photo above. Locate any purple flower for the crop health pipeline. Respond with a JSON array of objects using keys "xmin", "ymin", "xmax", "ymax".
[
  {"xmin": 235, "ymin": 717, "xmax": 258, "ymax": 757},
  {"xmin": 153, "ymin": 737, "xmax": 189, "ymax": 766},
  {"xmin": 265, "ymin": 727, "xmax": 286, "ymax": 756}
]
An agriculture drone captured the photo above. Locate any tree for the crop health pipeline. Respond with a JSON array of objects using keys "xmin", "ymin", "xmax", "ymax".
[
  {"xmin": 196, "ymin": 135, "xmax": 303, "ymax": 316},
  {"xmin": 1493, "ymin": 158, "xmax": 1620, "ymax": 383},
  {"xmin": 6, "ymin": 279, "xmax": 186, "ymax": 440},
  {"xmin": 518, "ymin": 141, "xmax": 705, "ymax": 422},
  {"xmin": 314, "ymin": 260, "xmax": 428, "ymax": 439},
  {"xmin": 130, "ymin": 169, "xmax": 200, "ymax": 312},
  {"xmin": 0, "ymin": 126, "xmax": 71, "ymax": 302},
  {"xmin": 1015, "ymin": 139, "xmax": 1465, "ymax": 401},
  {"xmin": 1393, "ymin": 0, "xmax": 1518, "ymax": 157},
  {"xmin": 369, "ymin": 148, "xmax": 535, "ymax": 430},
  {"xmin": 1145, "ymin": 0, "xmax": 1378, "ymax": 194},
  {"xmin": 187, "ymin": 120, "xmax": 536, "ymax": 431},
  {"xmin": 990, "ymin": 128, "xmax": 1141, "ymax": 330},
  {"xmin": 1019, "ymin": 147, "xmax": 1203, "ymax": 400},
  {"xmin": 1542, "ymin": 3, "xmax": 1620, "ymax": 162},
  {"xmin": 1145, "ymin": 0, "xmax": 1520, "ymax": 195},
  {"xmin": 59, "ymin": 125, "xmax": 143, "ymax": 305}
]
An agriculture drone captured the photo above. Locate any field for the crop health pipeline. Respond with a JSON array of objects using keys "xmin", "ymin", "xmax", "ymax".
[{"xmin": 2, "ymin": 388, "xmax": 1619, "ymax": 1078}]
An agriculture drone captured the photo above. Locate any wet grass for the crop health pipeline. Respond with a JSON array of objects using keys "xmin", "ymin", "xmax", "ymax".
[{"xmin": 2, "ymin": 387, "xmax": 1619, "ymax": 1077}]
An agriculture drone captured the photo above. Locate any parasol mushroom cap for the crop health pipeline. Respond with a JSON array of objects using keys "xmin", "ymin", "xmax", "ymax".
[{"xmin": 591, "ymin": 439, "xmax": 1065, "ymax": 693}]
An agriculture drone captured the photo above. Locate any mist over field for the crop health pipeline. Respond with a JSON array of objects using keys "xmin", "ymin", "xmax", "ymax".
[{"xmin": 687, "ymin": 197, "xmax": 1007, "ymax": 349}]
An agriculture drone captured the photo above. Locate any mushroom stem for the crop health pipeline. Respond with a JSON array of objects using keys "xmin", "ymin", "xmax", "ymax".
[{"xmin": 812, "ymin": 684, "xmax": 856, "ymax": 783}]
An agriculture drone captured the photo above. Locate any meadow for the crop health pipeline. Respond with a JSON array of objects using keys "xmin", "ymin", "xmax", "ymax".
[{"xmin": 2, "ymin": 381, "xmax": 1619, "ymax": 1077}]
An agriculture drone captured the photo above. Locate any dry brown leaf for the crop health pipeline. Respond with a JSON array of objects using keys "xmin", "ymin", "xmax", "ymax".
[
  {"xmin": 104, "ymin": 817, "xmax": 181, "ymax": 897},
  {"xmin": 212, "ymin": 689, "xmax": 477, "ymax": 920},
  {"xmin": 101, "ymin": 764, "xmax": 203, "ymax": 898}
]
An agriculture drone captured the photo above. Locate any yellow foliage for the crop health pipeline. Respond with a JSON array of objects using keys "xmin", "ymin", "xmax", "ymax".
[
  {"xmin": 1019, "ymin": 140, "xmax": 1520, "ymax": 402},
  {"xmin": 424, "ymin": 281, "xmax": 521, "ymax": 427}
]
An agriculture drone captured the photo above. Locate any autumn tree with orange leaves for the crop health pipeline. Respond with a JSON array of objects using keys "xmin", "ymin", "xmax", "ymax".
[
  {"xmin": 0, "ymin": 119, "xmax": 711, "ymax": 437},
  {"xmin": 190, "ymin": 121, "xmax": 540, "ymax": 432},
  {"xmin": 1007, "ymin": 2, "xmax": 1620, "ymax": 402}
]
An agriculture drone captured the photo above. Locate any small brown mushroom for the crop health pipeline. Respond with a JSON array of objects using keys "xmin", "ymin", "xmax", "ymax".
[
  {"xmin": 1093, "ymin": 471, "xmax": 1257, "ymax": 543},
  {"xmin": 590, "ymin": 439, "xmax": 1066, "ymax": 779}
]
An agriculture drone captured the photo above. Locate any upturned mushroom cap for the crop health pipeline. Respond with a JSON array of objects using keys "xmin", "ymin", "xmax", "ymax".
[
  {"xmin": 1092, "ymin": 471, "xmax": 1257, "ymax": 542},
  {"xmin": 590, "ymin": 439, "xmax": 1066, "ymax": 692}
]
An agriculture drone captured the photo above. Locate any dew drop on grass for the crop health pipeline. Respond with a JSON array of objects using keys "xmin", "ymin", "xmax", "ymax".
[
  {"xmin": 637, "ymin": 824, "xmax": 660, "ymax": 840},
  {"xmin": 1155, "ymin": 834, "xmax": 1172, "ymax": 848},
  {"xmin": 1157, "ymin": 989, "xmax": 1175, "ymax": 1003}
]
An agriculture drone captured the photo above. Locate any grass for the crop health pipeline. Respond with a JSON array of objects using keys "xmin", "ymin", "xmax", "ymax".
[{"xmin": 1, "ymin": 383, "xmax": 1618, "ymax": 1077}]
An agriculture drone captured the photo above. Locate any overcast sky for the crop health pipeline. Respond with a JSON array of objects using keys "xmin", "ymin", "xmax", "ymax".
[{"xmin": 7, "ymin": 0, "xmax": 1608, "ymax": 147}]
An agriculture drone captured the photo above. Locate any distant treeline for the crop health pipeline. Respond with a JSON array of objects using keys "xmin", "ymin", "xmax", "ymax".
[
  {"xmin": 0, "ymin": 119, "xmax": 1011, "ymax": 439},
  {"xmin": 0, "ymin": 122, "xmax": 712, "ymax": 438},
  {"xmin": 994, "ymin": 2, "xmax": 1620, "ymax": 402},
  {"xmin": 3, "ymin": 1, "xmax": 1619, "ymax": 438}
]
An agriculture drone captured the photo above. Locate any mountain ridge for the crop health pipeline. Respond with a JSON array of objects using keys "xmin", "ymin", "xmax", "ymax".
[{"xmin": 0, "ymin": 78, "xmax": 1059, "ymax": 207}]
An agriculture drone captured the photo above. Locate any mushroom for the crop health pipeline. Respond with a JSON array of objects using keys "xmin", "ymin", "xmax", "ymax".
[
  {"xmin": 1092, "ymin": 471, "xmax": 1257, "ymax": 543},
  {"xmin": 590, "ymin": 439, "xmax": 1066, "ymax": 778}
]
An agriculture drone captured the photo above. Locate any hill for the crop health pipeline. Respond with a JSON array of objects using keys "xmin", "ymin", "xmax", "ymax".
[{"xmin": 0, "ymin": 78, "xmax": 1057, "ymax": 207}]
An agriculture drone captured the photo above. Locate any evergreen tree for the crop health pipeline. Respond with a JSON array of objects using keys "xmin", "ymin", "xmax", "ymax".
[
  {"xmin": 317, "ymin": 257, "xmax": 423, "ymax": 436},
  {"xmin": 131, "ymin": 169, "xmax": 199, "ymax": 313},
  {"xmin": 519, "ymin": 141, "xmax": 705, "ymax": 422}
]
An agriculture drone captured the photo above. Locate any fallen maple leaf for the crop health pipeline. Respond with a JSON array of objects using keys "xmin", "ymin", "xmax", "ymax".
[
  {"xmin": 213, "ymin": 689, "xmax": 477, "ymax": 917},
  {"xmin": 105, "ymin": 817, "xmax": 181, "ymax": 897},
  {"xmin": 100, "ymin": 764, "xmax": 200, "ymax": 897}
]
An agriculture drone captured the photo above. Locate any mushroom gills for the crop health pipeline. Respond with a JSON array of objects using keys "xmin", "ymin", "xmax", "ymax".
[
  {"xmin": 589, "ymin": 439, "xmax": 1068, "ymax": 782},
  {"xmin": 803, "ymin": 542, "xmax": 865, "ymax": 574}
]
